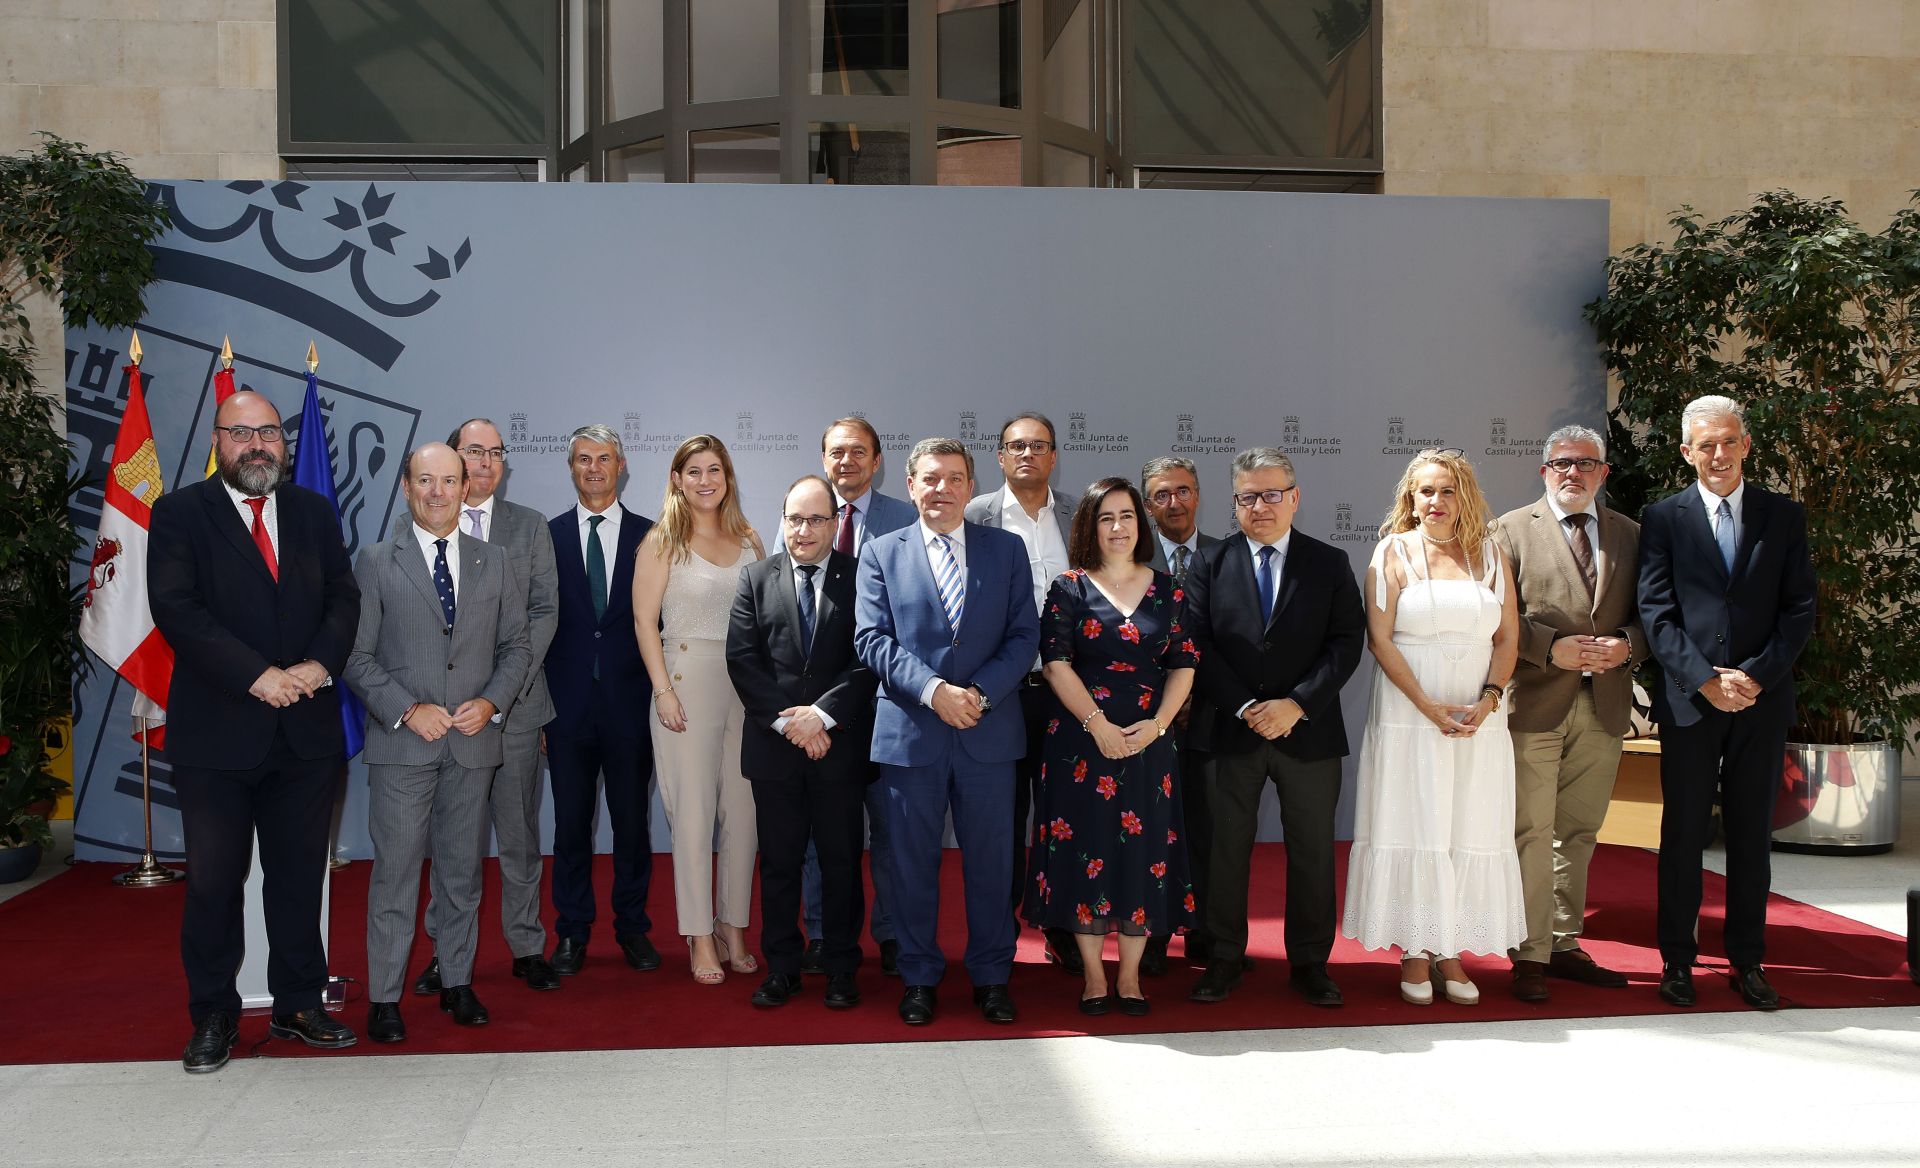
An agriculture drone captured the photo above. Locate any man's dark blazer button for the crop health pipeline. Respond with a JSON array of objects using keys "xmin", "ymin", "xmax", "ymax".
[
  {"xmin": 448, "ymin": 663, "xmax": 455, "ymax": 670},
  {"xmin": 593, "ymin": 630, "xmax": 601, "ymax": 638}
]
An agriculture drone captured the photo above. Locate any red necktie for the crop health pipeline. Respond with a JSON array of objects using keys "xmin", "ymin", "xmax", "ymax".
[
  {"xmin": 246, "ymin": 496, "xmax": 279, "ymax": 581},
  {"xmin": 834, "ymin": 502, "xmax": 855, "ymax": 555}
]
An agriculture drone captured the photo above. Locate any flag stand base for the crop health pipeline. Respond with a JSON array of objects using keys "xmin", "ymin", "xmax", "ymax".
[{"xmin": 114, "ymin": 854, "xmax": 183, "ymax": 886}]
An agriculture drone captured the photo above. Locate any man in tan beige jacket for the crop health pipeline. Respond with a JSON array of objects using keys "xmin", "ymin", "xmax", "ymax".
[{"xmin": 1493, "ymin": 425, "xmax": 1646, "ymax": 1003}]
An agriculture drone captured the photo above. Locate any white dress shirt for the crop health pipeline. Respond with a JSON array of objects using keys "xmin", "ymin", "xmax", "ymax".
[
  {"xmin": 462, "ymin": 493, "xmax": 496, "ymax": 541},
  {"xmin": 1156, "ymin": 530, "xmax": 1200, "ymax": 572},
  {"xmin": 576, "ymin": 501, "xmax": 622, "ymax": 610},
  {"xmin": 917, "ymin": 521, "xmax": 968, "ymax": 708},
  {"xmin": 772, "ymin": 556, "xmax": 838, "ymax": 733},
  {"xmin": 221, "ymin": 479, "xmax": 278, "ymax": 560},
  {"xmin": 1235, "ymin": 530, "xmax": 1294, "ymax": 719},
  {"xmin": 998, "ymin": 487, "xmax": 1069, "ymax": 615},
  {"xmin": 834, "ymin": 488, "xmax": 870, "ymax": 552},
  {"xmin": 1696, "ymin": 479, "xmax": 1745, "ymax": 551},
  {"xmin": 413, "ymin": 522, "xmax": 461, "ymax": 597}
]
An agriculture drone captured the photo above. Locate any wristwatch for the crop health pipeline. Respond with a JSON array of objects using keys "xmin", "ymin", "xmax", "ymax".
[
  {"xmin": 1479, "ymin": 684, "xmax": 1503, "ymax": 712},
  {"xmin": 971, "ymin": 685, "xmax": 992, "ymax": 714}
]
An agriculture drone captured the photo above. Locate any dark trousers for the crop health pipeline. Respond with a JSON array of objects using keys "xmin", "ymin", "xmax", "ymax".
[
  {"xmin": 1656, "ymin": 703, "xmax": 1789, "ymax": 968},
  {"xmin": 1008, "ymin": 680, "xmax": 1053, "ymax": 907},
  {"xmin": 546, "ymin": 685, "xmax": 655, "ymax": 942},
  {"xmin": 1179, "ymin": 740, "xmax": 1215, "ymax": 946},
  {"xmin": 883, "ymin": 753, "xmax": 1016, "ymax": 987},
  {"xmin": 754, "ymin": 767, "xmax": 867, "ymax": 977},
  {"xmin": 173, "ymin": 730, "xmax": 338, "ymax": 1024},
  {"xmin": 1206, "ymin": 742, "xmax": 1341, "ymax": 968}
]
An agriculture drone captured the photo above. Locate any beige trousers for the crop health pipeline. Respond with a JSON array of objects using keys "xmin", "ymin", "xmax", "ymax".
[
  {"xmin": 1509, "ymin": 687, "xmax": 1624, "ymax": 964},
  {"xmin": 652, "ymin": 638, "xmax": 757, "ymax": 936}
]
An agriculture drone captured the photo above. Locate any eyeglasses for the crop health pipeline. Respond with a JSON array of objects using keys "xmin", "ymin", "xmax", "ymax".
[
  {"xmin": 1431, "ymin": 447, "xmax": 1466, "ymax": 458},
  {"xmin": 1544, "ymin": 457, "xmax": 1605, "ymax": 474},
  {"xmin": 1232, "ymin": 487, "xmax": 1296, "ymax": 508},
  {"xmin": 216, "ymin": 424, "xmax": 283, "ymax": 443},
  {"xmin": 1149, "ymin": 486, "xmax": 1195, "ymax": 506},
  {"xmin": 1001, "ymin": 440, "xmax": 1054, "ymax": 455},
  {"xmin": 783, "ymin": 513, "xmax": 834, "ymax": 530},
  {"xmin": 460, "ymin": 445, "xmax": 508, "ymax": 463}
]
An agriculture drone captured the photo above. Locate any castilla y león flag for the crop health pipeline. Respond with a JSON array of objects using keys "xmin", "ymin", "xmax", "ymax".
[{"xmin": 78, "ymin": 360, "xmax": 174, "ymax": 746}]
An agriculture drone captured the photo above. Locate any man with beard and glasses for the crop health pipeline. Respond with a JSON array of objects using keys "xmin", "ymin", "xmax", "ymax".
[{"xmin": 149, "ymin": 390, "xmax": 362, "ymax": 1073}]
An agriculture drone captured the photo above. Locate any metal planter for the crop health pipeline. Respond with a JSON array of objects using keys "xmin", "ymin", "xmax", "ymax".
[{"xmin": 1772, "ymin": 741, "xmax": 1902, "ymax": 854}]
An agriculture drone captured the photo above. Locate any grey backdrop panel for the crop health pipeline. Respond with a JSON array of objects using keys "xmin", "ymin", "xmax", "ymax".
[{"xmin": 65, "ymin": 181, "xmax": 1606, "ymax": 861}]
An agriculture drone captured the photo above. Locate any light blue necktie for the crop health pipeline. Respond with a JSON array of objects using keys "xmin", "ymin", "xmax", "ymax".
[
  {"xmin": 1715, "ymin": 498, "xmax": 1736, "ymax": 573},
  {"xmin": 934, "ymin": 534, "xmax": 965, "ymax": 630}
]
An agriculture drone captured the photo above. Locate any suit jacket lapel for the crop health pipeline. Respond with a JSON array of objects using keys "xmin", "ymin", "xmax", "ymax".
[
  {"xmin": 1679, "ymin": 489, "xmax": 1728, "ymax": 582},
  {"xmin": 554, "ymin": 512, "xmax": 587, "ymax": 612},
  {"xmin": 816, "ymin": 556, "xmax": 848, "ymax": 645},
  {"xmin": 604, "ymin": 506, "xmax": 644, "ymax": 629},
  {"xmin": 1732, "ymin": 488, "xmax": 1767, "ymax": 579},
  {"xmin": 204, "ymin": 480, "xmax": 277, "ymax": 585},
  {"xmin": 1268, "ymin": 543, "xmax": 1300, "ymax": 634},
  {"xmin": 393, "ymin": 526, "xmax": 441, "ymax": 613},
  {"xmin": 769, "ymin": 552, "xmax": 803, "ymax": 658},
  {"xmin": 1533, "ymin": 502, "xmax": 1591, "ymax": 607}
]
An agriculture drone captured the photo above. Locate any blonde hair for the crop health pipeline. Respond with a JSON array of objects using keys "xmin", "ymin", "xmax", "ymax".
[
  {"xmin": 653, "ymin": 434, "xmax": 754, "ymax": 563},
  {"xmin": 1378, "ymin": 448, "xmax": 1497, "ymax": 576}
]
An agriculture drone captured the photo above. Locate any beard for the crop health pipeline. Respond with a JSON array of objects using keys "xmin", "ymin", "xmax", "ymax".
[{"xmin": 217, "ymin": 446, "xmax": 289, "ymax": 497}]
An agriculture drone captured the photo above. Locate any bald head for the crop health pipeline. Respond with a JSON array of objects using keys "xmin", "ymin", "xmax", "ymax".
[
  {"xmin": 404, "ymin": 442, "xmax": 467, "ymax": 537},
  {"xmin": 212, "ymin": 390, "xmax": 288, "ymax": 497}
]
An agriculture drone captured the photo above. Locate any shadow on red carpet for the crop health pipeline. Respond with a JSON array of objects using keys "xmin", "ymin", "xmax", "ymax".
[{"xmin": 0, "ymin": 843, "xmax": 1911, "ymax": 1065}]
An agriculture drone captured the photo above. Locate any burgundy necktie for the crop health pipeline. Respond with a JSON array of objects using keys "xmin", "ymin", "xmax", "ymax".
[{"xmin": 834, "ymin": 502, "xmax": 855, "ymax": 555}]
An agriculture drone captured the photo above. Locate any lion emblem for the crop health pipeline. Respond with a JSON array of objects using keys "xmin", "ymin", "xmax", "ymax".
[{"xmin": 84, "ymin": 536, "xmax": 122, "ymax": 606}]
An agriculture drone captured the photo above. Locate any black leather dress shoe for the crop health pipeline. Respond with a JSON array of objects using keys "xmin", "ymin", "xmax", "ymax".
[
  {"xmin": 550, "ymin": 937, "xmax": 587, "ymax": 976},
  {"xmin": 898, "ymin": 984, "xmax": 937, "ymax": 1025},
  {"xmin": 879, "ymin": 939, "xmax": 900, "ymax": 977},
  {"xmin": 1731, "ymin": 965, "xmax": 1780, "ymax": 1010},
  {"xmin": 440, "ymin": 984, "xmax": 490, "ymax": 1026},
  {"xmin": 1289, "ymin": 964, "xmax": 1344, "ymax": 1008},
  {"xmin": 1140, "ymin": 934, "xmax": 1170, "ymax": 977},
  {"xmin": 1659, "ymin": 964, "xmax": 1696, "ymax": 1007},
  {"xmin": 366, "ymin": 1002, "xmax": 406, "ymax": 1044},
  {"xmin": 413, "ymin": 955, "xmax": 442, "ymax": 996},
  {"xmin": 268, "ymin": 1007, "xmax": 357, "ymax": 1048},
  {"xmin": 751, "ymin": 972, "xmax": 802, "ymax": 1007},
  {"xmin": 973, "ymin": 983, "xmax": 1017, "ymax": 1023},
  {"xmin": 512, "ymin": 954, "xmax": 561, "ymax": 991},
  {"xmin": 1184, "ymin": 933, "xmax": 1213, "ymax": 967},
  {"xmin": 800, "ymin": 938, "xmax": 827, "ymax": 975},
  {"xmin": 1189, "ymin": 958, "xmax": 1244, "ymax": 1003},
  {"xmin": 824, "ymin": 972, "xmax": 861, "ymax": 1009},
  {"xmin": 616, "ymin": 933, "xmax": 662, "ymax": 971},
  {"xmin": 1078, "ymin": 994, "xmax": 1110, "ymax": 1016},
  {"xmin": 1042, "ymin": 928, "xmax": 1084, "ymax": 974},
  {"xmin": 182, "ymin": 1011, "xmax": 237, "ymax": 1074},
  {"xmin": 1117, "ymin": 995, "xmax": 1151, "ymax": 1017}
]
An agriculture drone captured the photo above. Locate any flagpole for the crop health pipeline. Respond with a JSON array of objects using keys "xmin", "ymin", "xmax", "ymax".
[{"xmin": 113, "ymin": 715, "xmax": 182, "ymax": 887}]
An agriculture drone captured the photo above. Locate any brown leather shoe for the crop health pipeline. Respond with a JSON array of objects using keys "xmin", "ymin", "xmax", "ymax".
[
  {"xmin": 1509, "ymin": 960, "xmax": 1550, "ymax": 1002},
  {"xmin": 1547, "ymin": 947, "xmax": 1629, "ymax": 988}
]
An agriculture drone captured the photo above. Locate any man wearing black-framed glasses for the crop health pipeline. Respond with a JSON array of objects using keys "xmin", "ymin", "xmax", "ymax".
[{"xmin": 1181, "ymin": 447, "xmax": 1364, "ymax": 1008}]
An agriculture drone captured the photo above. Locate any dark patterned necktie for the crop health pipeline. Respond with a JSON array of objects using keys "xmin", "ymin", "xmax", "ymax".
[
  {"xmin": 1172, "ymin": 544, "xmax": 1190, "ymax": 585},
  {"xmin": 432, "ymin": 538, "xmax": 457, "ymax": 627},
  {"xmin": 796, "ymin": 563, "xmax": 818, "ymax": 654},
  {"xmin": 1566, "ymin": 513, "xmax": 1596, "ymax": 598}
]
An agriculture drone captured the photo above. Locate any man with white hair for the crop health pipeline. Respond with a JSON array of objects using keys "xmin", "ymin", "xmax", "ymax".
[
  {"xmin": 1494, "ymin": 425, "xmax": 1646, "ymax": 1002},
  {"xmin": 1637, "ymin": 396, "xmax": 1815, "ymax": 1011}
]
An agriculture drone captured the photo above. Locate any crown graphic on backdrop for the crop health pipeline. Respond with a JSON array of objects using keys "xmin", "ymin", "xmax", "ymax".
[{"xmin": 146, "ymin": 180, "xmax": 474, "ymax": 372}]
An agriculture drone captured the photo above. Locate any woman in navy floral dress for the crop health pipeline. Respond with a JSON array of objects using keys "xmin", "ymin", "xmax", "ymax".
[{"xmin": 1023, "ymin": 477, "xmax": 1199, "ymax": 1017}]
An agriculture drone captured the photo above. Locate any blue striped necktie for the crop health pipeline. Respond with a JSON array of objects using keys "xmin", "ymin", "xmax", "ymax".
[{"xmin": 934, "ymin": 534, "xmax": 965, "ymax": 630}]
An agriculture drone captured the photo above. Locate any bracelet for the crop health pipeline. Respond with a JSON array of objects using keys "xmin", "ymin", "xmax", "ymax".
[
  {"xmin": 654, "ymin": 686, "xmax": 675, "ymax": 698},
  {"xmin": 1479, "ymin": 684, "xmax": 1503, "ymax": 700},
  {"xmin": 1080, "ymin": 709, "xmax": 1103, "ymax": 731}
]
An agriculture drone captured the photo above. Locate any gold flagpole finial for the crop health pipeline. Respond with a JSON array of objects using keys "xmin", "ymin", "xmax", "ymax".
[
  {"xmin": 128, "ymin": 331, "xmax": 143, "ymax": 366},
  {"xmin": 220, "ymin": 335, "xmax": 233, "ymax": 370},
  {"xmin": 306, "ymin": 340, "xmax": 318, "ymax": 374}
]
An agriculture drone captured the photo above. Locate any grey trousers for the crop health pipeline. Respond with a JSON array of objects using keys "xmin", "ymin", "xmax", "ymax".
[
  {"xmin": 425, "ymin": 726, "xmax": 546, "ymax": 960},
  {"xmin": 366, "ymin": 755, "xmax": 496, "ymax": 1003}
]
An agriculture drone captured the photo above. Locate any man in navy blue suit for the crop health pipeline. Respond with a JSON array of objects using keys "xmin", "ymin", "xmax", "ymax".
[
  {"xmin": 543, "ymin": 424, "xmax": 661, "ymax": 976},
  {"xmin": 855, "ymin": 437, "xmax": 1040, "ymax": 1026},
  {"xmin": 1638, "ymin": 395, "xmax": 1815, "ymax": 1011}
]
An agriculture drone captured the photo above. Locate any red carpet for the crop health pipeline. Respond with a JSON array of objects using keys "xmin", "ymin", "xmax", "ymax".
[{"xmin": 0, "ymin": 844, "xmax": 1911, "ymax": 1065}]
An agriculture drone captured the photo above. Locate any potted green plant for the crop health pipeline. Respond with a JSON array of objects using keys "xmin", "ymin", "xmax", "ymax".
[
  {"xmin": 1587, "ymin": 190, "xmax": 1920, "ymax": 852},
  {"xmin": 1, "ymin": 132, "xmax": 170, "ymax": 877}
]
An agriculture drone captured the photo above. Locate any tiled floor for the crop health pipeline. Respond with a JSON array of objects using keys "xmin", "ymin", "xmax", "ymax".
[{"xmin": 8, "ymin": 786, "xmax": 1917, "ymax": 1168}]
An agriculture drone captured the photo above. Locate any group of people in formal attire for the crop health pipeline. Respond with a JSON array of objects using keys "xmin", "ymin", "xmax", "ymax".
[{"xmin": 149, "ymin": 390, "xmax": 1814, "ymax": 1073}]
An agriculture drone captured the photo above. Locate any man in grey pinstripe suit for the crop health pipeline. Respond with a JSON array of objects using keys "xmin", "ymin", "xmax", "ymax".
[{"xmin": 346, "ymin": 443, "xmax": 532, "ymax": 1043}]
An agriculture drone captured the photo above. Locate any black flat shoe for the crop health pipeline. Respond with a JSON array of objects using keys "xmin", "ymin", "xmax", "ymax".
[
  {"xmin": 412, "ymin": 955, "xmax": 442, "ymax": 996},
  {"xmin": 182, "ymin": 1012, "xmax": 237, "ymax": 1074},
  {"xmin": 1078, "ymin": 994, "xmax": 1110, "ymax": 1016},
  {"xmin": 899, "ymin": 984, "xmax": 937, "ymax": 1025},
  {"xmin": 366, "ymin": 1002, "xmax": 406, "ymax": 1044},
  {"xmin": 751, "ymin": 972, "xmax": 802, "ymax": 1007},
  {"xmin": 267, "ymin": 1007, "xmax": 357, "ymax": 1049},
  {"xmin": 1731, "ymin": 965, "xmax": 1780, "ymax": 1010},
  {"xmin": 1117, "ymin": 995, "xmax": 1150, "ymax": 1017},
  {"xmin": 439, "ymin": 984, "xmax": 490, "ymax": 1026},
  {"xmin": 824, "ymin": 972, "xmax": 861, "ymax": 1009},
  {"xmin": 513, "ymin": 954, "xmax": 561, "ymax": 991},
  {"xmin": 550, "ymin": 937, "xmax": 587, "ymax": 975},
  {"xmin": 1658, "ymin": 964, "xmax": 1696, "ymax": 1007},
  {"xmin": 972, "ymin": 983, "xmax": 1017, "ymax": 1024},
  {"xmin": 617, "ymin": 933, "xmax": 662, "ymax": 971}
]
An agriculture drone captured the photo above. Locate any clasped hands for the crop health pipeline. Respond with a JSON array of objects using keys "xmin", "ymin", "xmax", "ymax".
[
  {"xmin": 1087, "ymin": 713, "xmax": 1160, "ymax": 760},
  {"xmin": 404, "ymin": 698, "xmax": 497, "ymax": 742},
  {"xmin": 1425, "ymin": 696, "xmax": 1493, "ymax": 739},
  {"xmin": 1242, "ymin": 698, "xmax": 1305, "ymax": 741},
  {"xmin": 931, "ymin": 682, "xmax": 986, "ymax": 730},
  {"xmin": 1549, "ymin": 635, "xmax": 1630, "ymax": 673},
  {"xmin": 1700, "ymin": 667, "xmax": 1762, "ymax": 713},
  {"xmin": 248, "ymin": 661, "xmax": 329, "ymax": 708},
  {"xmin": 779, "ymin": 706, "xmax": 832, "ymax": 761}
]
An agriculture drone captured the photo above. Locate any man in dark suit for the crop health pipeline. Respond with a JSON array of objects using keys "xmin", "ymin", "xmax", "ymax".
[
  {"xmin": 345, "ymin": 443, "xmax": 532, "ymax": 1042},
  {"xmin": 857, "ymin": 438, "xmax": 1040, "ymax": 1026},
  {"xmin": 963, "ymin": 412, "xmax": 1081, "ymax": 971},
  {"xmin": 413, "ymin": 419, "xmax": 561, "ymax": 997},
  {"xmin": 1183, "ymin": 447, "xmax": 1365, "ymax": 1007},
  {"xmin": 728, "ymin": 475, "xmax": 879, "ymax": 1009},
  {"xmin": 148, "ymin": 390, "xmax": 361, "ymax": 1073},
  {"xmin": 796, "ymin": 416, "xmax": 917, "ymax": 978},
  {"xmin": 544, "ymin": 424, "xmax": 661, "ymax": 975},
  {"xmin": 1139, "ymin": 455, "xmax": 1222, "ymax": 974},
  {"xmin": 1638, "ymin": 395, "xmax": 1815, "ymax": 1011}
]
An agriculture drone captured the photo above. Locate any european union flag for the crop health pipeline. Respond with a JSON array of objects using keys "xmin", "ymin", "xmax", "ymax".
[{"xmin": 292, "ymin": 370, "xmax": 368, "ymax": 760}]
